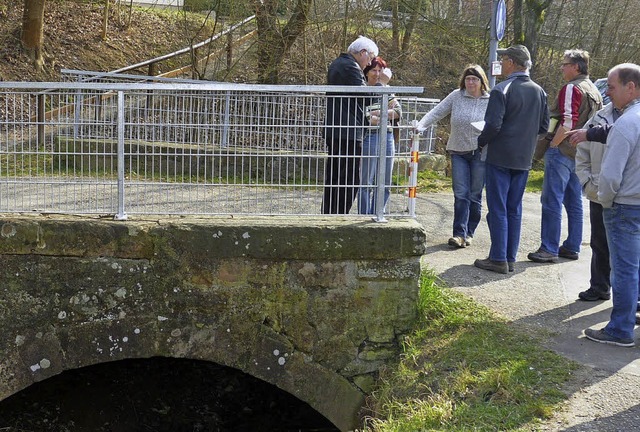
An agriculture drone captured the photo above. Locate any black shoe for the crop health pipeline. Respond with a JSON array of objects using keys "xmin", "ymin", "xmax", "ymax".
[
  {"xmin": 508, "ymin": 262, "xmax": 515, "ymax": 272},
  {"xmin": 584, "ymin": 328, "xmax": 635, "ymax": 347},
  {"xmin": 527, "ymin": 248, "xmax": 559, "ymax": 263},
  {"xmin": 636, "ymin": 313, "xmax": 640, "ymax": 325},
  {"xmin": 578, "ymin": 287, "xmax": 611, "ymax": 301},
  {"xmin": 559, "ymin": 245, "xmax": 579, "ymax": 260},
  {"xmin": 474, "ymin": 258, "xmax": 509, "ymax": 274}
]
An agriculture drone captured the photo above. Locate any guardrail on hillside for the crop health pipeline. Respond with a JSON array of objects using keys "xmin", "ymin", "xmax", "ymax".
[
  {"xmin": 0, "ymin": 81, "xmax": 437, "ymax": 220},
  {"xmin": 109, "ymin": 15, "xmax": 257, "ymax": 79}
]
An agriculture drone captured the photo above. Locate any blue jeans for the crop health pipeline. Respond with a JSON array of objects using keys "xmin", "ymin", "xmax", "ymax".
[
  {"xmin": 539, "ymin": 148, "xmax": 583, "ymax": 254},
  {"xmin": 603, "ymin": 203, "xmax": 640, "ymax": 340},
  {"xmin": 451, "ymin": 151, "xmax": 485, "ymax": 238},
  {"xmin": 359, "ymin": 131, "xmax": 395, "ymax": 215},
  {"xmin": 485, "ymin": 163, "xmax": 529, "ymax": 263}
]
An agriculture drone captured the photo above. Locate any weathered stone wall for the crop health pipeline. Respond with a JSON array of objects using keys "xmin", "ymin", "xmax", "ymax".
[{"xmin": 0, "ymin": 216, "xmax": 425, "ymax": 431}]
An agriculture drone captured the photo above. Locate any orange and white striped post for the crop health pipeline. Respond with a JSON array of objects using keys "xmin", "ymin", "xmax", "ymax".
[{"xmin": 407, "ymin": 130, "xmax": 420, "ymax": 217}]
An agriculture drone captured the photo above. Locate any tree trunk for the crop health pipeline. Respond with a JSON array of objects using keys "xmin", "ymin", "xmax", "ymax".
[
  {"xmin": 523, "ymin": 0, "xmax": 552, "ymax": 72},
  {"xmin": 255, "ymin": 0, "xmax": 312, "ymax": 84},
  {"xmin": 21, "ymin": 0, "xmax": 46, "ymax": 71},
  {"xmin": 512, "ymin": 0, "xmax": 523, "ymax": 44},
  {"xmin": 391, "ymin": 0, "xmax": 400, "ymax": 53},
  {"xmin": 102, "ymin": 0, "xmax": 109, "ymax": 41}
]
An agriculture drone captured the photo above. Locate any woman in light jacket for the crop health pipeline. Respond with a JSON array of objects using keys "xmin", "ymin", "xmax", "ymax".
[
  {"xmin": 358, "ymin": 57, "xmax": 402, "ymax": 215},
  {"xmin": 415, "ymin": 64, "xmax": 490, "ymax": 248}
]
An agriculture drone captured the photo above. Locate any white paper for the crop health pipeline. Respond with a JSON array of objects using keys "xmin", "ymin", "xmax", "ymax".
[{"xmin": 471, "ymin": 121, "xmax": 485, "ymax": 133}]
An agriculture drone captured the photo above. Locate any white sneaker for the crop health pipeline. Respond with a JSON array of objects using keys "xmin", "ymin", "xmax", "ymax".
[{"xmin": 448, "ymin": 236, "xmax": 466, "ymax": 248}]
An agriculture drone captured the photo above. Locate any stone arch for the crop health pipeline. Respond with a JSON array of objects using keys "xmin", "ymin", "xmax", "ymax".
[{"xmin": 2, "ymin": 318, "xmax": 364, "ymax": 431}]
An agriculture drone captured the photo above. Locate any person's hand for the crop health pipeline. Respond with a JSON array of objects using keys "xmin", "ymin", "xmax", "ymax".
[
  {"xmin": 566, "ymin": 129, "xmax": 588, "ymax": 147},
  {"xmin": 411, "ymin": 119, "xmax": 421, "ymax": 134}
]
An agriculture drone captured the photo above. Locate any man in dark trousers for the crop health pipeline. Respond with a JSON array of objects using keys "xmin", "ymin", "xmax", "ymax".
[
  {"xmin": 322, "ymin": 36, "xmax": 378, "ymax": 214},
  {"xmin": 474, "ymin": 45, "xmax": 550, "ymax": 274}
]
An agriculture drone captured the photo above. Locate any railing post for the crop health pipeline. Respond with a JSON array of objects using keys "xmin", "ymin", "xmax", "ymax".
[
  {"xmin": 373, "ymin": 93, "xmax": 389, "ymax": 222},
  {"xmin": 115, "ymin": 91, "xmax": 128, "ymax": 221},
  {"xmin": 148, "ymin": 62, "xmax": 157, "ymax": 77},
  {"xmin": 222, "ymin": 91, "xmax": 231, "ymax": 148},
  {"xmin": 408, "ymin": 130, "xmax": 420, "ymax": 218}
]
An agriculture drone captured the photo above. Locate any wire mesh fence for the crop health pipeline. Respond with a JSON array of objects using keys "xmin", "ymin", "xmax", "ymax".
[{"xmin": 0, "ymin": 81, "xmax": 437, "ymax": 219}]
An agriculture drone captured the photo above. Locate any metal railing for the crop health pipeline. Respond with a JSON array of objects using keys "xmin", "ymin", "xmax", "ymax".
[{"xmin": 0, "ymin": 81, "xmax": 437, "ymax": 219}]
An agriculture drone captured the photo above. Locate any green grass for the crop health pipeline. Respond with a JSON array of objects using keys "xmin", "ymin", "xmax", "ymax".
[
  {"xmin": 415, "ymin": 168, "xmax": 544, "ymax": 194},
  {"xmin": 362, "ymin": 269, "xmax": 576, "ymax": 432},
  {"xmin": 416, "ymin": 169, "xmax": 452, "ymax": 192},
  {"xmin": 526, "ymin": 169, "xmax": 544, "ymax": 193}
]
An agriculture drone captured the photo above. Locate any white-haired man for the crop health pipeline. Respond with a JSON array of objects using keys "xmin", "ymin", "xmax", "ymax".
[
  {"xmin": 584, "ymin": 63, "xmax": 640, "ymax": 347},
  {"xmin": 323, "ymin": 36, "xmax": 378, "ymax": 214}
]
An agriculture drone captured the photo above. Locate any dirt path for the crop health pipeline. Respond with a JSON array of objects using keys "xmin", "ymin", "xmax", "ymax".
[{"xmin": 414, "ymin": 191, "xmax": 640, "ymax": 431}]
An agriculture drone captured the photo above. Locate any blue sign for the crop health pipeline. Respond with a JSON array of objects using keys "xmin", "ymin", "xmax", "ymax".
[{"xmin": 495, "ymin": 0, "xmax": 506, "ymax": 41}]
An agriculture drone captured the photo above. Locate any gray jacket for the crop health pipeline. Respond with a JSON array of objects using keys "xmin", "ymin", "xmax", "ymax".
[
  {"xmin": 598, "ymin": 101, "xmax": 640, "ymax": 208},
  {"xmin": 415, "ymin": 89, "xmax": 489, "ymax": 152},
  {"xmin": 575, "ymin": 103, "xmax": 616, "ymax": 203}
]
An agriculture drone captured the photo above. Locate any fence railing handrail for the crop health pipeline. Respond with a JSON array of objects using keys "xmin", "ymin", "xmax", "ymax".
[
  {"xmin": 109, "ymin": 15, "xmax": 257, "ymax": 75},
  {"xmin": 60, "ymin": 69, "xmax": 222, "ymax": 84},
  {"xmin": 0, "ymin": 81, "xmax": 425, "ymax": 95}
]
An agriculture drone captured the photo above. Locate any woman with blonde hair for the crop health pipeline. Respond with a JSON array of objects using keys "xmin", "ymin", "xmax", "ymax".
[{"xmin": 415, "ymin": 64, "xmax": 490, "ymax": 248}]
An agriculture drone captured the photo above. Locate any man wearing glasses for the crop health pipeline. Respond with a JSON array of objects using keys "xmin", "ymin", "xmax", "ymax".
[
  {"xmin": 474, "ymin": 45, "xmax": 549, "ymax": 274},
  {"xmin": 528, "ymin": 49, "xmax": 602, "ymax": 265},
  {"xmin": 323, "ymin": 36, "xmax": 378, "ymax": 214}
]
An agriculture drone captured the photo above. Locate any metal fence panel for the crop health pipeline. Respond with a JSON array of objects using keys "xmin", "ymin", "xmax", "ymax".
[{"xmin": 0, "ymin": 82, "xmax": 437, "ymax": 218}]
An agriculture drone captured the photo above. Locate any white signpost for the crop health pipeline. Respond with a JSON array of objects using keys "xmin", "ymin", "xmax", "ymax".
[{"xmin": 489, "ymin": 0, "xmax": 507, "ymax": 87}]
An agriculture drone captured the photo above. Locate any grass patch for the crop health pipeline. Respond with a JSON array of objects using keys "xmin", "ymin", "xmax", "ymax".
[
  {"xmin": 363, "ymin": 269, "xmax": 576, "ymax": 432},
  {"xmin": 414, "ymin": 168, "xmax": 544, "ymax": 194},
  {"xmin": 417, "ymin": 169, "xmax": 451, "ymax": 193},
  {"xmin": 526, "ymin": 169, "xmax": 544, "ymax": 193}
]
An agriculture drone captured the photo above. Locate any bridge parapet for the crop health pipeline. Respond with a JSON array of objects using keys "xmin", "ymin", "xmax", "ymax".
[{"xmin": 0, "ymin": 216, "xmax": 425, "ymax": 431}]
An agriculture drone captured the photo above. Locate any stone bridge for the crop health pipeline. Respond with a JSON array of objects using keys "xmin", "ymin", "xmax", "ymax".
[{"xmin": 0, "ymin": 216, "xmax": 425, "ymax": 431}]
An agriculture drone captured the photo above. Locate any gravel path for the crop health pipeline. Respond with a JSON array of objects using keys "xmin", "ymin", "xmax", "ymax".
[{"xmin": 414, "ymin": 191, "xmax": 640, "ymax": 431}]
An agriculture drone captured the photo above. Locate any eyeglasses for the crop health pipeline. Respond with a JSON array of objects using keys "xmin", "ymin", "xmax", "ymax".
[
  {"xmin": 465, "ymin": 76, "xmax": 480, "ymax": 82},
  {"xmin": 360, "ymin": 49, "xmax": 375, "ymax": 60}
]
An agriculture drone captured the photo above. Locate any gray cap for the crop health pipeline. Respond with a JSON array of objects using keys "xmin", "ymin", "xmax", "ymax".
[{"xmin": 496, "ymin": 45, "xmax": 531, "ymax": 66}]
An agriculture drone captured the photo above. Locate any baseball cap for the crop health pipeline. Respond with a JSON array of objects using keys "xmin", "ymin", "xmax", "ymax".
[{"xmin": 496, "ymin": 45, "xmax": 531, "ymax": 66}]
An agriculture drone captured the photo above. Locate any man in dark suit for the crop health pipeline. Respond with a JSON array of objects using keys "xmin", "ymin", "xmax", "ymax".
[{"xmin": 323, "ymin": 36, "xmax": 378, "ymax": 214}]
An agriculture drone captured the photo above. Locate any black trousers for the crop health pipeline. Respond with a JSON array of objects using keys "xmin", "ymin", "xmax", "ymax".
[
  {"xmin": 589, "ymin": 200, "xmax": 611, "ymax": 294},
  {"xmin": 322, "ymin": 137, "xmax": 361, "ymax": 214}
]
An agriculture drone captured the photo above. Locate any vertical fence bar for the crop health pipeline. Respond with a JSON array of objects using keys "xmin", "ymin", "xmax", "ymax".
[
  {"xmin": 115, "ymin": 90, "xmax": 128, "ymax": 220},
  {"xmin": 222, "ymin": 91, "xmax": 231, "ymax": 148},
  {"xmin": 407, "ymin": 131, "xmax": 420, "ymax": 218},
  {"xmin": 37, "ymin": 93, "xmax": 45, "ymax": 147},
  {"xmin": 373, "ymin": 93, "xmax": 389, "ymax": 222}
]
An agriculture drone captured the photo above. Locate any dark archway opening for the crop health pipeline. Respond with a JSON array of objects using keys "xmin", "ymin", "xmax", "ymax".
[{"xmin": 0, "ymin": 357, "xmax": 340, "ymax": 431}]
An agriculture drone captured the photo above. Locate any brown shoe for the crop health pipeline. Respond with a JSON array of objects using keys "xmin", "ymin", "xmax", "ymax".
[{"xmin": 474, "ymin": 258, "xmax": 509, "ymax": 274}]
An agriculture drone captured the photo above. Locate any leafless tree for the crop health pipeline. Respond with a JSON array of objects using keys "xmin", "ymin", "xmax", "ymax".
[
  {"xmin": 255, "ymin": 0, "xmax": 313, "ymax": 83},
  {"xmin": 21, "ymin": 0, "xmax": 46, "ymax": 71}
]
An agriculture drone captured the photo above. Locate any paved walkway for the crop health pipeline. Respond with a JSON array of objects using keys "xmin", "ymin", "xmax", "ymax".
[{"xmin": 414, "ymin": 192, "xmax": 640, "ymax": 431}]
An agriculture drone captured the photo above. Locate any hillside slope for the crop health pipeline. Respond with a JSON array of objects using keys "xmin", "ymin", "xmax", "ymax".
[{"xmin": 0, "ymin": 1, "xmax": 214, "ymax": 82}]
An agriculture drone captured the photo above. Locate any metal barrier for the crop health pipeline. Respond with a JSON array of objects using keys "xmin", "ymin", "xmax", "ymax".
[{"xmin": 0, "ymin": 81, "xmax": 436, "ymax": 219}]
